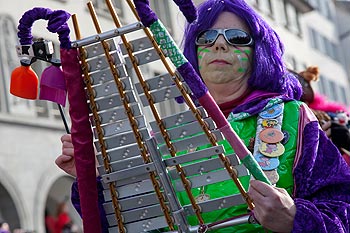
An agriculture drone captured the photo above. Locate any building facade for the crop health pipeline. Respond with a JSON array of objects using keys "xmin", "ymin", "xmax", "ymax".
[{"xmin": 0, "ymin": 0, "xmax": 349, "ymax": 232}]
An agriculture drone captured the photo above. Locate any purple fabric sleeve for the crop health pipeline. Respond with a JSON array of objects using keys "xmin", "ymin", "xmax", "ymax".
[
  {"xmin": 71, "ymin": 178, "xmax": 109, "ymax": 233},
  {"xmin": 292, "ymin": 118, "xmax": 350, "ymax": 232},
  {"xmin": 18, "ymin": 7, "xmax": 71, "ymax": 48},
  {"xmin": 173, "ymin": 0, "xmax": 197, "ymax": 23},
  {"xmin": 46, "ymin": 10, "xmax": 71, "ymax": 49},
  {"xmin": 177, "ymin": 62, "xmax": 208, "ymax": 98},
  {"xmin": 132, "ymin": 0, "xmax": 158, "ymax": 27},
  {"xmin": 61, "ymin": 48, "xmax": 101, "ymax": 233}
]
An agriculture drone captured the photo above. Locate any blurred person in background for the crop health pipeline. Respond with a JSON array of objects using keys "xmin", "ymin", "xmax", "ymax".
[
  {"xmin": 0, "ymin": 221, "xmax": 10, "ymax": 233},
  {"xmin": 45, "ymin": 208, "xmax": 55, "ymax": 233},
  {"xmin": 296, "ymin": 66, "xmax": 350, "ymax": 165},
  {"xmin": 55, "ymin": 202, "xmax": 73, "ymax": 233}
]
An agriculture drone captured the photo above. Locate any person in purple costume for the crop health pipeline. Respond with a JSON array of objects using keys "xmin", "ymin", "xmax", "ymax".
[{"xmin": 56, "ymin": 0, "xmax": 350, "ymax": 232}]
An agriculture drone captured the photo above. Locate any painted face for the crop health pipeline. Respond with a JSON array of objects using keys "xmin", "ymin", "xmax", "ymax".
[{"xmin": 197, "ymin": 12, "xmax": 253, "ymax": 85}]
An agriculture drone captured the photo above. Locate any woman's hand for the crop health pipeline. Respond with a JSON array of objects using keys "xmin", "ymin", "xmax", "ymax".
[
  {"xmin": 56, "ymin": 134, "xmax": 100, "ymax": 177},
  {"xmin": 55, "ymin": 134, "xmax": 77, "ymax": 177},
  {"xmin": 249, "ymin": 180, "xmax": 296, "ymax": 232}
]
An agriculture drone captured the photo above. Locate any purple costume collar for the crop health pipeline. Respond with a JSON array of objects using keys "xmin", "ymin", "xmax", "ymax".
[{"xmin": 232, "ymin": 90, "xmax": 293, "ymax": 116}]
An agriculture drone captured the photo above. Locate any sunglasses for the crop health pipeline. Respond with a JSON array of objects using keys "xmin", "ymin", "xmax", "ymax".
[{"xmin": 195, "ymin": 28, "xmax": 254, "ymax": 47}]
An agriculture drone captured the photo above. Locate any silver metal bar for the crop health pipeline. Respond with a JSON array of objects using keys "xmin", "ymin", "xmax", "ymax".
[
  {"xmin": 153, "ymin": 117, "xmax": 216, "ymax": 143},
  {"xmin": 146, "ymin": 137, "xmax": 190, "ymax": 233},
  {"xmin": 158, "ymin": 130, "xmax": 223, "ymax": 155},
  {"xmin": 188, "ymin": 214, "xmax": 250, "ymax": 232},
  {"xmin": 150, "ymin": 107, "xmax": 207, "ymax": 132},
  {"xmin": 71, "ymin": 22, "xmax": 144, "ymax": 47},
  {"xmin": 164, "ymin": 145, "xmax": 224, "ymax": 167},
  {"xmin": 173, "ymin": 165, "xmax": 248, "ymax": 191},
  {"xmin": 102, "ymin": 162, "xmax": 156, "ymax": 183}
]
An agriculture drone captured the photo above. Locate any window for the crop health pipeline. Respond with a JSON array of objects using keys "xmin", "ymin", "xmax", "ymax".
[
  {"xmin": 306, "ymin": 0, "xmax": 333, "ymax": 20},
  {"xmin": 318, "ymin": 0, "xmax": 332, "ymax": 20},
  {"xmin": 329, "ymin": 42, "xmax": 339, "ymax": 61},
  {"xmin": 328, "ymin": 80, "xmax": 339, "ymax": 102},
  {"xmin": 258, "ymin": 0, "xmax": 274, "ymax": 18},
  {"xmin": 284, "ymin": 2, "xmax": 301, "ymax": 36},
  {"xmin": 316, "ymin": 74, "xmax": 325, "ymax": 94},
  {"xmin": 339, "ymin": 86, "xmax": 349, "ymax": 106},
  {"xmin": 149, "ymin": 0, "xmax": 172, "ymax": 33},
  {"xmin": 318, "ymin": 77, "xmax": 349, "ymax": 105},
  {"xmin": 275, "ymin": 0, "xmax": 287, "ymax": 26},
  {"xmin": 89, "ymin": 0, "xmax": 123, "ymax": 18},
  {"xmin": 318, "ymin": 74, "xmax": 329, "ymax": 97},
  {"xmin": 308, "ymin": 28, "xmax": 317, "ymax": 49},
  {"xmin": 308, "ymin": 27, "xmax": 340, "ymax": 61}
]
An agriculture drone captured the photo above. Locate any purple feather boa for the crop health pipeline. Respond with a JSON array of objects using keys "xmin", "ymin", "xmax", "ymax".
[
  {"xmin": 133, "ymin": 0, "xmax": 197, "ymax": 26},
  {"xmin": 18, "ymin": 7, "xmax": 71, "ymax": 48},
  {"xmin": 133, "ymin": 0, "xmax": 158, "ymax": 27},
  {"xmin": 173, "ymin": 0, "xmax": 197, "ymax": 23}
]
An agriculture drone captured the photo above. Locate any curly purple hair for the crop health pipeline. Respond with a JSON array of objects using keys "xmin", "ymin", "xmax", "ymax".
[{"xmin": 182, "ymin": 0, "xmax": 301, "ymax": 98}]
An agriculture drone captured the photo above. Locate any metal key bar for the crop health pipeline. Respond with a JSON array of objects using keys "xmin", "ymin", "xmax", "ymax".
[
  {"xmin": 119, "ymin": 36, "xmax": 153, "ymax": 55},
  {"xmin": 93, "ymin": 103, "xmax": 141, "ymax": 125},
  {"xmin": 158, "ymin": 130, "xmax": 223, "ymax": 155},
  {"xmin": 183, "ymin": 193, "xmax": 246, "ymax": 215},
  {"xmin": 92, "ymin": 77, "xmax": 133, "ymax": 99},
  {"xmin": 138, "ymin": 85, "xmax": 182, "ymax": 106},
  {"xmin": 102, "ymin": 163, "xmax": 156, "ymax": 183},
  {"xmin": 173, "ymin": 166, "xmax": 248, "ymax": 191},
  {"xmin": 124, "ymin": 47, "xmax": 160, "ymax": 68},
  {"xmin": 98, "ymin": 155, "xmax": 145, "ymax": 174},
  {"xmin": 95, "ymin": 128, "xmax": 150, "ymax": 152},
  {"xmin": 89, "ymin": 65, "xmax": 128, "ymax": 85},
  {"xmin": 103, "ymin": 192, "xmax": 160, "ymax": 214},
  {"xmin": 153, "ymin": 117, "xmax": 216, "ymax": 143},
  {"xmin": 86, "ymin": 52, "xmax": 122, "ymax": 72},
  {"xmin": 167, "ymin": 154, "xmax": 242, "ymax": 179},
  {"xmin": 102, "ymin": 179, "xmax": 156, "ymax": 200},
  {"xmin": 98, "ymin": 115, "xmax": 146, "ymax": 137},
  {"xmin": 106, "ymin": 204, "xmax": 163, "ymax": 225},
  {"xmin": 135, "ymin": 73, "xmax": 174, "ymax": 92},
  {"xmin": 150, "ymin": 107, "xmax": 207, "ymax": 131},
  {"xmin": 96, "ymin": 143, "xmax": 140, "ymax": 164},
  {"xmin": 83, "ymin": 39, "xmax": 117, "ymax": 58},
  {"xmin": 94, "ymin": 91, "xmax": 137, "ymax": 111},
  {"xmin": 107, "ymin": 216, "xmax": 169, "ymax": 233},
  {"xmin": 101, "ymin": 172, "xmax": 151, "ymax": 189}
]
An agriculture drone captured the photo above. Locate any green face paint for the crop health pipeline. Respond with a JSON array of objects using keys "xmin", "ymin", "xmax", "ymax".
[
  {"xmin": 197, "ymin": 47, "xmax": 210, "ymax": 65},
  {"xmin": 237, "ymin": 67, "xmax": 246, "ymax": 73},
  {"xmin": 197, "ymin": 47, "xmax": 210, "ymax": 53}
]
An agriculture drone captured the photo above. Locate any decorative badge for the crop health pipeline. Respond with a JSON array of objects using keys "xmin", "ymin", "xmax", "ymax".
[
  {"xmin": 259, "ymin": 142, "xmax": 285, "ymax": 157},
  {"xmin": 254, "ymin": 153, "xmax": 280, "ymax": 170},
  {"xmin": 259, "ymin": 104, "xmax": 283, "ymax": 119},
  {"xmin": 261, "ymin": 119, "xmax": 278, "ymax": 128},
  {"xmin": 259, "ymin": 128, "xmax": 284, "ymax": 143}
]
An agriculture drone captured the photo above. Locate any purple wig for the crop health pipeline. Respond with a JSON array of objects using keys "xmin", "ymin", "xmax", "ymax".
[{"xmin": 182, "ymin": 0, "xmax": 301, "ymax": 99}]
